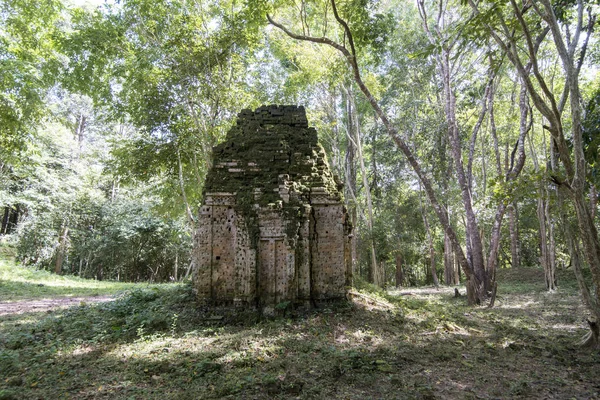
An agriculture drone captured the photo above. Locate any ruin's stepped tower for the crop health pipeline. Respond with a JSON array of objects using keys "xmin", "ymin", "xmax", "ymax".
[{"xmin": 193, "ymin": 105, "xmax": 352, "ymax": 311}]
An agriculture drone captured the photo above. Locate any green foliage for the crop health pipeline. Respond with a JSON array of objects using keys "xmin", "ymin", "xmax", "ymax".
[
  {"xmin": 0, "ymin": 0, "xmax": 64, "ymax": 160},
  {"xmin": 583, "ymin": 86, "xmax": 600, "ymax": 185},
  {"xmin": 15, "ymin": 186, "xmax": 191, "ymax": 281}
]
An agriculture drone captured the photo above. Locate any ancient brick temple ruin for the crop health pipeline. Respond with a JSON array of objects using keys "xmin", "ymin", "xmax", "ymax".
[{"xmin": 193, "ymin": 105, "xmax": 352, "ymax": 310}]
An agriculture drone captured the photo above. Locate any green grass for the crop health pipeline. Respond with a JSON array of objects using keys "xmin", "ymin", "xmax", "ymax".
[
  {"xmin": 1, "ymin": 255, "xmax": 599, "ymax": 399},
  {"xmin": 0, "ymin": 255, "xmax": 144, "ymax": 301}
]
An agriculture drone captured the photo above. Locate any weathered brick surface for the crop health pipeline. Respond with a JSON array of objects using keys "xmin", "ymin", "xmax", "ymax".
[{"xmin": 193, "ymin": 105, "xmax": 352, "ymax": 309}]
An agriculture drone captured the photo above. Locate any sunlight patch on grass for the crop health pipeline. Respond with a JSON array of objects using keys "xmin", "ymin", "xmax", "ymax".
[
  {"xmin": 0, "ymin": 256, "xmax": 146, "ymax": 300},
  {"xmin": 550, "ymin": 323, "xmax": 584, "ymax": 332},
  {"xmin": 496, "ymin": 299, "xmax": 537, "ymax": 309}
]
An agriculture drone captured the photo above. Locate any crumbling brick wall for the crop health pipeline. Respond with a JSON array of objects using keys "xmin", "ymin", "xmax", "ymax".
[{"xmin": 193, "ymin": 105, "xmax": 352, "ymax": 310}]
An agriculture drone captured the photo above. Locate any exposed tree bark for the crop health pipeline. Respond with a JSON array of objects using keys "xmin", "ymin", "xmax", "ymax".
[
  {"xmin": 508, "ymin": 202, "xmax": 520, "ymax": 268},
  {"xmin": 54, "ymin": 225, "xmax": 69, "ymax": 275},
  {"xmin": 343, "ymin": 91, "xmax": 359, "ymax": 279},
  {"xmin": 175, "ymin": 144, "xmax": 196, "ymax": 227},
  {"xmin": 75, "ymin": 114, "xmax": 86, "ymax": 156},
  {"xmin": 1, "ymin": 206, "xmax": 10, "ymax": 235},
  {"xmin": 1, "ymin": 205, "xmax": 20, "ymax": 235},
  {"xmin": 530, "ymin": 125, "xmax": 557, "ymax": 291},
  {"xmin": 395, "ymin": 252, "xmax": 404, "ymax": 287},
  {"xmin": 444, "ymin": 229, "xmax": 455, "ymax": 285},
  {"xmin": 174, "ymin": 252, "xmax": 178, "ymax": 281},
  {"xmin": 454, "ymin": 252, "xmax": 461, "ymax": 284},
  {"xmin": 110, "ymin": 178, "xmax": 120, "ymax": 202},
  {"xmin": 590, "ymin": 184, "xmax": 597, "ymax": 221},
  {"xmin": 419, "ymin": 185, "xmax": 439, "ymax": 287},
  {"xmin": 345, "ymin": 86, "xmax": 381, "ymax": 286}
]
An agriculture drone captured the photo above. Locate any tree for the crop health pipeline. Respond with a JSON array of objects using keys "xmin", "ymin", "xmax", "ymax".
[
  {"xmin": 467, "ymin": 0, "xmax": 600, "ymax": 346},
  {"xmin": 0, "ymin": 0, "xmax": 64, "ymax": 161},
  {"xmin": 266, "ymin": 0, "xmax": 531, "ymax": 304}
]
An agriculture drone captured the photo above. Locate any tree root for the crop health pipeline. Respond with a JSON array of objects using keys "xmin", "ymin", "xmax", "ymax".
[
  {"xmin": 488, "ymin": 281, "xmax": 498, "ymax": 308},
  {"xmin": 346, "ymin": 290, "xmax": 393, "ymax": 310},
  {"xmin": 577, "ymin": 317, "xmax": 599, "ymax": 348}
]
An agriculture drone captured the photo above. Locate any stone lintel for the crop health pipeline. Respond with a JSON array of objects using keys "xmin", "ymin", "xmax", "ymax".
[
  {"xmin": 310, "ymin": 195, "xmax": 340, "ymax": 205},
  {"xmin": 204, "ymin": 192, "xmax": 236, "ymax": 206}
]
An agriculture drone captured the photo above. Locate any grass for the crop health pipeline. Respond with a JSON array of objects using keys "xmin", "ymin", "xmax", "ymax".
[
  {"xmin": 1, "ymin": 256, "xmax": 599, "ymax": 399},
  {"xmin": 0, "ymin": 252, "xmax": 144, "ymax": 301}
]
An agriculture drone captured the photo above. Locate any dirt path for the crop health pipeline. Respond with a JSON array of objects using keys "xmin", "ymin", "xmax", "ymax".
[{"xmin": 0, "ymin": 295, "xmax": 115, "ymax": 316}]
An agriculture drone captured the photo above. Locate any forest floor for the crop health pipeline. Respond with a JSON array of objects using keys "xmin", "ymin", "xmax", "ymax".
[{"xmin": 1, "ymin": 257, "xmax": 599, "ymax": 399}]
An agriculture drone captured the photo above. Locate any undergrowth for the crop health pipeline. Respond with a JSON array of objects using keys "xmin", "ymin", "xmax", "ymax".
[{"xmin": 1, "ymin": 263, "xmax": 599, "ymax": 399}]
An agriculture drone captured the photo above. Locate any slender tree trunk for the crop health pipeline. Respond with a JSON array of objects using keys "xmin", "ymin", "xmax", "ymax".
[
  {"xmin": 174, "ymin": 252, "xmax": 178, "ymax": 281},
  {"xmin": 175, "ymin": 145, "xmax": 196, "ymax": 227},
  {"xmin": 545, "ymin": 195, "xmax": 557, "ymax": 289},
  {"xmin": 530, "ymin": 126, "xmax": 557, "ymax": 291},
  {"xmin": 419, "ymin": 185, "xmax": 439, "ymax": 287},
  {"xmin": 344, "ymin": 92, "xmax": 359, "ymax": 280},
  {"xmin": 454, "ymin": 252, "xmax": 461, "ymax": 284},
  {"xmin": 444, "ymin": 230, "xmax": 454, "ymax": 285},
  {"xmin": 537, "ymin": 194, "xmax": 552, "ymax": 288},
  {"xmin": 54, "ymin": 225, "xmax": 69, "ymax": 274},
  {"xmin": 508, "ymin": 202, "xmax": 520, "ymax": 268},
  {"xmin": 590, "ymin": 184, "xmax": 597, "ymax": 221},
  {"xmin": 346, "ymin": 88, "xmax": 380, "ymax": 286},
  {"xmin": 395, "ymin": 252, "xmax": 404, "ymax": 287},
  {"xmin": 1, "ymin": 207, "xmax": 9, "ymax": 235},
  {"xmin": 75, "ymin": 114, "xmax": 86, "ymax": 156}
]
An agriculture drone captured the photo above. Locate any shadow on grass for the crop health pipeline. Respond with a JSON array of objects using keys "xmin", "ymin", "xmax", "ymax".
[{"xmin": 1, "ymin": 281, "xmax": 600, "ymax": 399}]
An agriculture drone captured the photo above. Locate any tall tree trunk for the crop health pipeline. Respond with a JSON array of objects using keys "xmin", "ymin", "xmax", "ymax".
[
  {"xmin": 590, "ymin": 184, "xmax": 597, "ymax": 221},
  {"xmin": 416, "ymin": 0, "xmax": 491, "ymax": 300},
  {"xmin": 545, "ymin": 195, "xmax": 557, "ymax": 289},
  {"xmin": 419, "ymin": 185, "xmax": 439, "ymax": 287},
  {"xmin": 1, "ymin": 206, "xmax": 9, "ymax": 235},
  {"xmin": 174, "ymin": 252, "xmax": 178, "ymax": 281},
  {"xmin": 346, "ymin": 87, "xmax": 380, "ymax": 286},
  {"xmin": 75, "ymin": 114, "xmax": 86, "ymax": 156},
  {"xmin": 419, "ymin": 198, "xmax": 440, "ymax": 287},
  {"xmin": 530, "ymin": 126, "xmax": 557, "ymax": 291},
  {"xmin": 444, "ymin": 230, "xmax": 455, "ymax": 285},
  {"xmin": 54, "ymin": 225, "xmax": 69, "ymax": 274},
  {"xmin": 508, "ymin": 202, "xmax": 520, "ymax": 268},
  {"xmin": 344, "ymin": 92, "xmax": 358, "ymax": 282},
  {"xmin": 175, "ymin": 144, "xmax": 196, "ymax": 227},
  {"xmin": 111, "ymin": 178, "xmax": 119, "ymax": 202},
  {"xmin": 454, "ymin": 253, "xmax": 461, "ymax": 284},
  {"xmin": 395, "ymin": 252, "xmax": 404, "ymax": 287}
]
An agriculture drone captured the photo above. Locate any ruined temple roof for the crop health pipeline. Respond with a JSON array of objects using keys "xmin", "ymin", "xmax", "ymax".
[{"xmin": 204, "ymin": 105, "xmax": 343, "ymax": 206}]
